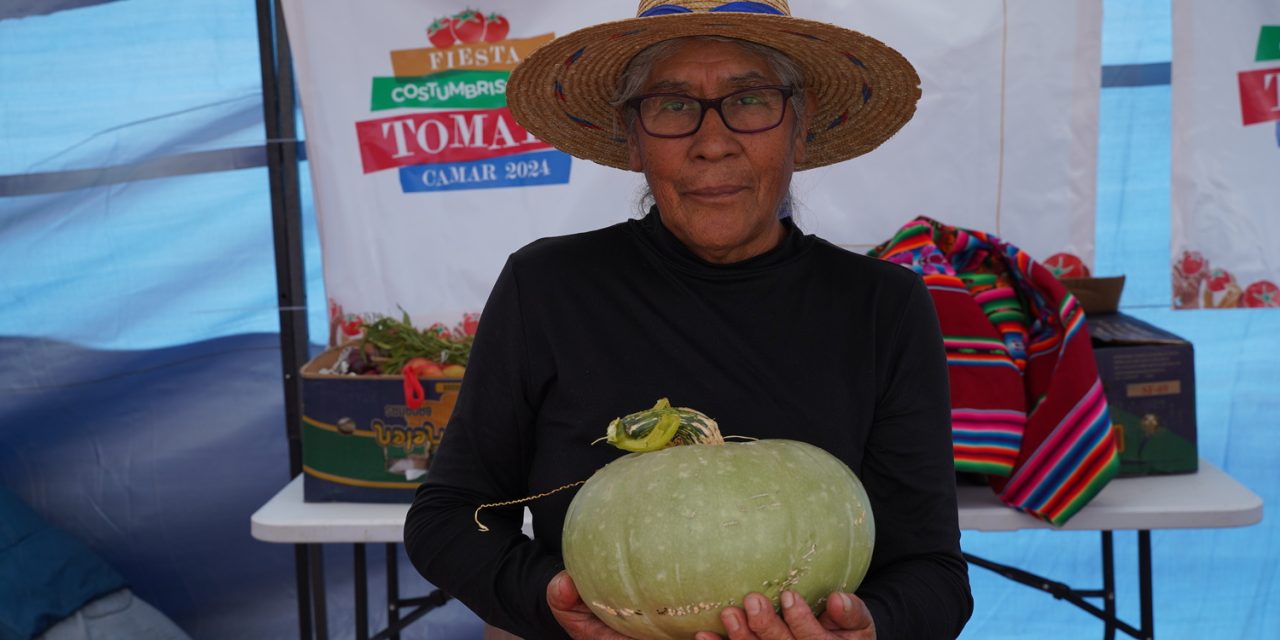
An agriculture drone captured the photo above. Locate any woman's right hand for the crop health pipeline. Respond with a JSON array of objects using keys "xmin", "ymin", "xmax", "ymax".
[{"xmin": 547, "ymin": 571, "xmax": 633, "ymax": 639}]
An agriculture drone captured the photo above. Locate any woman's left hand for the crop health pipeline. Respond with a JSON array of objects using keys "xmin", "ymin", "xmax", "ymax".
[{"xmin": 695, "ymin": 590, "xmax": 876, "ymax": 640}]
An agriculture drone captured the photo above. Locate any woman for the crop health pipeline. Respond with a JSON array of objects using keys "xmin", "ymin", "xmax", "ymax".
[{"xmin": 404, "ymin": 2, "xmax": 972, "ymax": 638}]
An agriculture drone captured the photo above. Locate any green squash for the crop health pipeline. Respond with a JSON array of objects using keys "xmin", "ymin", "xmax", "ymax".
[{"xmin": 562, "ymin": 400, "xmax": 875, "ymax": 640}]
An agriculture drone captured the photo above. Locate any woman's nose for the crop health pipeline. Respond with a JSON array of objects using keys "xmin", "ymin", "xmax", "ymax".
[{"xmin": 687, "ymin": 107, "xmax": 741, "ymax": 161}]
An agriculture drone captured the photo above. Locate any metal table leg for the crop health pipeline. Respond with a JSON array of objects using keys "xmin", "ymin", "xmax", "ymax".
[
  {"xmin": 387, "ymin": 544, "xmax": 401, "ymax": 640},
  {"xmin": 1103, "ymin": 531, "xmax": 1116, "ymax": 640},
  {"xmin": 965, "ymin": 529, "xmax": 1152, "ymax": 639},
  {"xmin": 309, "ymin": 544, "xmax": 330, "ymax": 640},
  {"xmin": 355, "ymin": 543, "xmax": 368, "ymax": 640},
  {"xmin": 295, "ymin": 544, "xmax": 313, "ymax": 640},
  {"xmin": 1139, "ymin": 530, "xmax": 1154, "ymax": 640}
]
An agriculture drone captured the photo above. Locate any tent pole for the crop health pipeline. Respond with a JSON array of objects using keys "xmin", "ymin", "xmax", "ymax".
[{"xmin": 256, "ymin": 0, "xmax": 314, "ymax": 638}]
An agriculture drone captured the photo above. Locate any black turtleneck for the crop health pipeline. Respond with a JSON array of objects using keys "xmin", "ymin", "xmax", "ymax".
[{"xmin": 405, "ymin": 210, "xmax": 972, "ymax": 639}]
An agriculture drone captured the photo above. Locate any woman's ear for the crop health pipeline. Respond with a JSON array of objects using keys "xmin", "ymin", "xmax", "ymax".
[
  {"xmin": 620, "ymin": 109, "xmax": 645, "ymax": 171},
  {"xmin": 628, "ymin": 136, "xmax": 644, "ymax": 172}
]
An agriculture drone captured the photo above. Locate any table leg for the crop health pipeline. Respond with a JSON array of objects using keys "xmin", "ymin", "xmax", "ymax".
[
  {"xmin": 1102, "ymin": 531, "xmax": 1116, "ymax": 640},
  {"xmin": 355, "ymin": 543, "xmax": 368, "ymax": 640},
  {"xmin": 309, "ymin": 544, "xmax": 330, "ymax": 640},
  {"xmin": 295, "ymin": 544, "xmax": 313, "ymax": 640},
  {"xmin": 1139, "ymin": 530, "xmax": 1154, "ymax": 640},
  {"xmin": 964, "ymin": 545, "xmax": 1145, "ymax": 639},
  {"xmin": 387, "ymin": 544, "xmax": 401, "ymax": 640}
]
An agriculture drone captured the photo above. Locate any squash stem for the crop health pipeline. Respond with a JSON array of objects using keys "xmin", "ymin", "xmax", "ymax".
[{"xmin": 605, "ymin": 398, "xmax": 724, "ymax": 452}]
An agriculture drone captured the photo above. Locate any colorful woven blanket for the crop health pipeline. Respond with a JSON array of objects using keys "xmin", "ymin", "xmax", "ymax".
[{"xmin": 870, "ymin": 217, "xmax": 1119, "ymax": 525}]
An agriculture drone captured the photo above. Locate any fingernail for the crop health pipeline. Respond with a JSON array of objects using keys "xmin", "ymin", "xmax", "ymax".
[
  {"xmin": 781, "ymin": 591, "xmax": 794, "ymax": 609},
  {"xmin": 724, "ymin": 613, "xmax": 740, "ymax": 632},
  {"xmin": 840, "ymin": 593, "xmax": 854, "ymax": 610},
  {"xmin": 746, "ymin": 596, "xmax": 761, "ymax": 615}
]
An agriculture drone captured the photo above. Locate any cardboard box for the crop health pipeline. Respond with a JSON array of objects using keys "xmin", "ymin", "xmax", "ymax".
[
  {"xmin": 300, "ymin": 348, "xmax": 462, "ymax": 502},
  {"xmin": 1061, "ymin": 275, "xmax": 1126, "ymax": 315},
  {"xmin": 1087, "ymin": 313, "xmax": 1198, "ymax": 477}
]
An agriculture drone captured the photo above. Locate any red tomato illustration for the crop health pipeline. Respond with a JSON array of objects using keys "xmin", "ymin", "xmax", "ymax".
[
  {"xmin": 341, "ymin": 317, "xmax": 364, "ymax": 337},
  {"xmin": 428, "ymin": 17, "xmax": 457, "ymax": 48},
  {"xmin": 1243, "ymin": 280, "xmax": 1280, "ymax": 308},
  {"xmin": 1177, "ymin": 250, "xmax": 1206, "ymax": 277},
  {"xmin": 483, "ymin": 13, "xmax": 510, "ymax": 42},
  {"xmin": 1207, "ymin": 268, "xmax": 1233, "ymax": 292},
  {"xmin": 450, "ymin": 9, "xmax": 485, "ymax": 44},
  {"xmin": 462, "ymin": 313, "xmax": 480, "ymax": 336},
  {"xmin": 1043, "ymin": 252, "xmax": 1090, "ymax": 279}
]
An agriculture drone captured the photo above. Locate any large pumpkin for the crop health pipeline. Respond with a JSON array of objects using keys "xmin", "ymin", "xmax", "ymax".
[{"xmin": 561, "ymin": 400, "xmax": 875, "ymax": 640}]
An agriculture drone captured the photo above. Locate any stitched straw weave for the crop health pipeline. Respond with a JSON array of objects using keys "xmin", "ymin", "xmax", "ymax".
[{"xmin": 505, "ymin": 0, "xmax": 922, "ymax": 171}]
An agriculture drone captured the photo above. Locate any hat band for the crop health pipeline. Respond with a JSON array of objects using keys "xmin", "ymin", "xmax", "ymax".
[{"xmin": 639, "ymin": 2, "xmax": 787, "ymax": 18}]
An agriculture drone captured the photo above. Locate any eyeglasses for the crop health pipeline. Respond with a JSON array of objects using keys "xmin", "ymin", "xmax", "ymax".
[{"xmin": 627, "ymin": 85, "xmax": 795, "ymax": 138}]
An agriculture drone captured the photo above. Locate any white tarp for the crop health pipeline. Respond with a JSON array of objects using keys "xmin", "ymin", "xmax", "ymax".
[
  {"xmin": 1172, "ymin": 1, "xmax": 1280, "ymax": 309},
  {"xmin": 280, "ymin": 1, "xmax": 1101, "ymax": 338}
]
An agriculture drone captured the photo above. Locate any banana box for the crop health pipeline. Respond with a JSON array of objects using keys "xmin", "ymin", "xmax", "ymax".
[
  {"xmin": 300, "ymin": 347, "xmax": 461, "ymax": 502},
  {"xmin": 1088, "ymin": 313, "xmax": 1198, "ymax": 477}
]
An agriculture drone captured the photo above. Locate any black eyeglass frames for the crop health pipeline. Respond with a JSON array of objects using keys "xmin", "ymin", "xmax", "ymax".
[{"xmin": 626, "ymin": 85, "xmax": 796, "ymax": 138}]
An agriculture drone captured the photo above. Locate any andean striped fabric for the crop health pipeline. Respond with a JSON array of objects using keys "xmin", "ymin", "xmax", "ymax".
[{"xmin": 870, "ymin": 217, "xmax": 1119, "ymax": 524}]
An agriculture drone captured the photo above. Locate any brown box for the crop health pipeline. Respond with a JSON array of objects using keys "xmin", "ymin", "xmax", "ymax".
[
  {"xmin": 1062, "ymin": 275, "xmax": 1126, "ymax": 315},
  {"xmin": 299, "ymin": 347, "xmax": 462, "ymax": 502},
  {"xmin": 1087, "ymin": 313, "xmax": 1198, "ymax": 477}
]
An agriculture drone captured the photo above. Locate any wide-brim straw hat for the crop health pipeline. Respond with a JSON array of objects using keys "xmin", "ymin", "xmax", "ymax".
[{"xmin": 505, "ymin": 0, "xmax": 921, "ymax": 171}]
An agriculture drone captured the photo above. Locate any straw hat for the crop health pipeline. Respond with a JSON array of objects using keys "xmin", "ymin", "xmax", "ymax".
[{"xmin": 505, "ymin": 0, "xmax": 921, "ymax": 171}]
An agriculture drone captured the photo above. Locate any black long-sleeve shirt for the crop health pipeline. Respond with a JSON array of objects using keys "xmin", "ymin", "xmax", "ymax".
[{"xmin": 404, "ymin": 210, "xmax": 972, "ymax": 639}]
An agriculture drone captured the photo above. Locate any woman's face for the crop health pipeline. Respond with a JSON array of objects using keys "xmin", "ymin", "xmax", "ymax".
[{"xmin": 627, "ymin": 39, "xmax": 808, "ymax": 264}]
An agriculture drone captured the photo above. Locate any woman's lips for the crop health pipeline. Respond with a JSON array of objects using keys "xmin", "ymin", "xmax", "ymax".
[{"xmin": 683, "ymin": 185, "xmax": 747, "ymax": 200}]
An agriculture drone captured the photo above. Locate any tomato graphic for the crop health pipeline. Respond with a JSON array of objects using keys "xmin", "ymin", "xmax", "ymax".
[
  {"xmin": 428, "ymin": 17, "xmax": 457, "ymax": 48},
  {"xmin": 1177, "ymin": 250, "xmax": 1206, "ymax": 278},
  {"xmin": 1043, "ymin": 252, "xmax": 1090, "ymax": 279},
  {"xmin": 483, "ymin": 13, "xmax": 510, "ymax": 42},
  {"xmin": 341, "ymin": 317, "xmax": 364, "ymax": 337},
  {"xmin": 1243, "ymin": 280, "xmax": 1280, "ymax": 308},
  {"xmin": 1206, "ymin": 268, "xmax": 1233, "ymax": 292},
  {"xmin": 1202, "ymin": 268, "xmax": 1243, "ymax": 308},
  {"xmin": 450, "ymin": 9, "xmax": 485, "ymax": 44},
  {"xmin": 461, "ymin": 312, "xmax": 480, "ymax": 336}
]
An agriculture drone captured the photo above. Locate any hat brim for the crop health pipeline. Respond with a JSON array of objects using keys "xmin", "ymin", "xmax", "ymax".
[{"xmin": 505, "ymin": 12, "xmax": 921, "ymax": 171}]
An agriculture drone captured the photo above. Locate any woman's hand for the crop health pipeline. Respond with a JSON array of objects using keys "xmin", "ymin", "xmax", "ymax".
[
  {"xmin": 546, "ymin": 571, "xmax": 633, "ymax": 640},
  {"xmin": 695, "ymin": 590, "xmax": 876, "ymax": 640}
]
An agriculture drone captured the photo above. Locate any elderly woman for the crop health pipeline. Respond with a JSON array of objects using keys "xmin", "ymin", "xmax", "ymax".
[{"xmin": 404, "ymin": 2, "xmax": 972, "ymax": 639}]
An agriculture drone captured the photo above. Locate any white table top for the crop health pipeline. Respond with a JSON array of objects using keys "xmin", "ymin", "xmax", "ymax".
[
  {"xmin": 251, "ymin": 475, "xmax": 412, "ymax": 543},
  {"xmin": 251, "ymin": 459, "xmax": 1262, "ymax": 544},
  {"xmin": 957, "ymin": 459, "xmax": 1262, "ymax": 531}
]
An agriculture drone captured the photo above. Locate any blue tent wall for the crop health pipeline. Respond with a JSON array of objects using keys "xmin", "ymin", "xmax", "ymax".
[
  {"xmin": 0, "ymin": 1, "xmax": 479, "ymax": 637},
  {"xmin": 0, "ymin": 1, "xmax": 1275, "ymax": 638}
]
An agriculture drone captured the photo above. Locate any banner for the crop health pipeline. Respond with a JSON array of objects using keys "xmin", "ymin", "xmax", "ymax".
[
  {"xmin": 1172, "ymin": 1, "xmax": 1280, "ymax": 309},
  {"xmin": 280, "ymin": 1, "xmax": 1101, "ymax": 337}
]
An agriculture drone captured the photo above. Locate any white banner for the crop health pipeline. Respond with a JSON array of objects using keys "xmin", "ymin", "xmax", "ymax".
[
  {"xmin": 1172, "ymin": 1, "xmax": 1280, "ymax": 309},
  {"xmin": 280, "ymin": 1, "xmax": 1101, "ymax": 339}
]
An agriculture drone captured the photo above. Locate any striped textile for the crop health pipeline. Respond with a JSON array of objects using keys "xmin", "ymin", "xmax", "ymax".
[{"xmin": 870, "ymin": 217, "xmax": 1118, "ymax": 525}]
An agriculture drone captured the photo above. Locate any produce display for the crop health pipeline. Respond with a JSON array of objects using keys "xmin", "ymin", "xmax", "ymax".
[
  {"xmin": 324, "ymin": 310, "xmax": 475, "ymax": 380},
  {"xmin": 562, "ymin": 400, "xmax": 875, "ymax": 640},
  {"xmin": 302, "ymin": 310, "xmax": 477, "ymax": 501}
]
